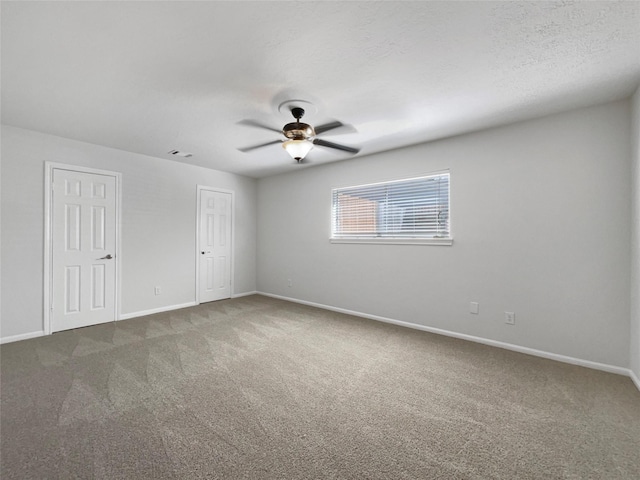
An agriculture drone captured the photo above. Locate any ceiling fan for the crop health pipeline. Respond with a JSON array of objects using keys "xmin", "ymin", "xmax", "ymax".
[{"xmin": 238, "ymin": 105, "xmax": 360, "ymax": 163}]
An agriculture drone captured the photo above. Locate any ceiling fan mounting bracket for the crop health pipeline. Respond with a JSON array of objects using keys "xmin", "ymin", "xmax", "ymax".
[
  {"xmin": 277, "ymin": 99, "xmax": 317, "ymax": 117},
  {"xmin": 290, "ymin": 107, "xmax": 305, "ymax": 120}
]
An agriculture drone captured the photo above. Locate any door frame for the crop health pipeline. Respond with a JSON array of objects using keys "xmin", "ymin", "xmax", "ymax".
[
  {"xmin": 195, "ymin": 185, "xmax": 235, "ymax": 304},
  {"xmin": 44, "ymin": 162, "xmax": 122, "ymax": 335}
]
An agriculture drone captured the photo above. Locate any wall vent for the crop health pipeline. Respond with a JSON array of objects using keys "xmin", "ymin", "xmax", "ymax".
[{"xmin": 168, "ymin": 150, "xmax": 193, "ymax": 158}]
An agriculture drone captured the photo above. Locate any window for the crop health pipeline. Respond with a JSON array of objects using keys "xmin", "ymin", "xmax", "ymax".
[{"xmin": 331, "ymin": 171, "xmax": 451, "ymax": 245}]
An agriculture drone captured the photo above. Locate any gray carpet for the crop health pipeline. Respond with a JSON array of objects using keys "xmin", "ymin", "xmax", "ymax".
[{"xmin": 1, "ymin": 295, "xmax": 639, "ymax": 479}]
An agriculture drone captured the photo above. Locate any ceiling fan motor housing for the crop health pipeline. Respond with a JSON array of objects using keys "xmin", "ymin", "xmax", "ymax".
[
  {"xmin": 283, "ymin": 106, "xmax": 315, "ymax": 140},
  {"xmin": 283, "ymin": 122, "xmax": 315, "ymax": 140}
]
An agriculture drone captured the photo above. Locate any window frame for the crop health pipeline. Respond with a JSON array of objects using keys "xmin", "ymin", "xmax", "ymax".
[{"xmin": 330, "ymin": 170, "xmax": 453, "ymax": 246}]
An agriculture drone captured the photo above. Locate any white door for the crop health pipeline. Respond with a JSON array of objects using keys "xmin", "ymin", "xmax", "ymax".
[
  {"xmin": 52, "ymin": 169, "xmax": 117, "ymax": 332},
  {"xmin": 199, "ymin": 190, "xmax": 232, "ymax": 303}
]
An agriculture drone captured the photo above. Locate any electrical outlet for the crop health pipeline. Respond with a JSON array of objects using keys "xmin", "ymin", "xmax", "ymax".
[
  {"xmin": 470, "ymin": 302, "xmax": 479, "ymax": 314},
  {"xmin": 505, "ymin": 312, "xmax": 515, "ymax": 325},
  {"xmin": 287, "ymin": 279, "xmax": 292, "ymax": 288},
  {"xmin": 154, "ymin": 286, "xmax": 161, "ymax": 295}
]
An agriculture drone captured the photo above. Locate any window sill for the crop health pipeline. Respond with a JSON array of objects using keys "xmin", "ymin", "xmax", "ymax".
[{"xmin": 330, "ymin": 237, "xmax": 453, "ymax": 246}]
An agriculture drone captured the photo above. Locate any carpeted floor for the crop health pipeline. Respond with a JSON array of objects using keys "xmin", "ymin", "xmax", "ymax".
[{"xmin": 1, "ymin": 295, "xmax": 639, "ymax": 479}]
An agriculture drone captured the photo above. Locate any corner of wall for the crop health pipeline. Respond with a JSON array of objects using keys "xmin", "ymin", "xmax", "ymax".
[{"xmin": 630, "ymin": 85, "xmax": 640, "ymax": 384}]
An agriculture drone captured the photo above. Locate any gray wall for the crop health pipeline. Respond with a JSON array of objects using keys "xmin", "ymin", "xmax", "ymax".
[
  {"xmin": 257, "ymin": 100, "xmax": 632, "ymax": 368},
  {"xmin": 631, "ymin": 87, "xmax": 640, "ymax": 383},
  {"xmin": 2, "ymin": 98, "xmax": 637, "ymax": 375},
  {"xmin": 1, "ymin": 125, "xmax": 257, "ymax": 339}
]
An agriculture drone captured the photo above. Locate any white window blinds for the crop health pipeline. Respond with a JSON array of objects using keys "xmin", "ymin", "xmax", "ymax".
[{"xmin": 331, "ymin": 172, "xmax": 450, "ymax": 239}]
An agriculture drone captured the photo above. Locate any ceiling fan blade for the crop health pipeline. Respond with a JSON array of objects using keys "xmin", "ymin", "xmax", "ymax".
[
  {"xmin": 312, "ymin": 138, "xmax": 360, "ymax": 154},
  {"xmin": 313, "ymin": 121, "xmax": 344, "ymax": 135},
  {"xmin": 237, "ymin": 119, "xmax": 282, "ymax": 134},
  {"xmin": 314, "ymin": 121, "xmax": 358, "ymax": 136},
  {"xmin": 238, "ymin": 139, "xmax": 282, "ymax": 152}
]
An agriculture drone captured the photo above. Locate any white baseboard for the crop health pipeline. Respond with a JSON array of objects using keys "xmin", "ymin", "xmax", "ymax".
[
  {"xmin": 258, "ymin": 292, "xmax": 633, "ymax": 379},
  {"xmin": 0, "ymin": 330, "xmax": 45, "ymax": 345},
  {"xmin": 119, "ymin": 301, "xmax": 198, "ymax": 321},
  {"xmin": 232, "ymin": 291, "xmax": 258, "ymax": 298},
  {"xmin": 631, "ymin": 369, "xmax": 640, "ymax": 391}
]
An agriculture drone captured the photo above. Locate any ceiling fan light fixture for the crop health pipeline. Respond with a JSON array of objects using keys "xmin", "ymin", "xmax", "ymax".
[{"xmin": 282, "ymin": 139, "xmax": 313, "ymax": 162}]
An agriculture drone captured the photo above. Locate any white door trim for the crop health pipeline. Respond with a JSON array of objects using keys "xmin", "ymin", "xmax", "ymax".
[
  {"xmin": 44, "ymin": 162, "xmax": 122, "ymax": 335},
  {"xmin": 195, "ymin": 185, "xmax": 235, "ymax": 304}
]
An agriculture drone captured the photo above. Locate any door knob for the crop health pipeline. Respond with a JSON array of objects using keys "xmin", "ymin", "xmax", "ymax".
[
  {"xmin": 201, "ymin": 251, "xmax": 211, "ymax": 255},
  {"xmin": 98, "ymin": 254, "xmax": 113, "ymax": 260}
]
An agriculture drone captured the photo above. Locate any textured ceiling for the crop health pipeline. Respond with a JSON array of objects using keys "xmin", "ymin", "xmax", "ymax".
[{"xmin": 2, "ymin": 1, "xmax": 639, "ymax": 178}]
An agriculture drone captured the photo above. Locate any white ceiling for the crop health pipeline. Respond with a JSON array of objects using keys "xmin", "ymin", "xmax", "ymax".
[{"xmin": 2, "ymin": 1, "xmax": 639, "ymax": 178}]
